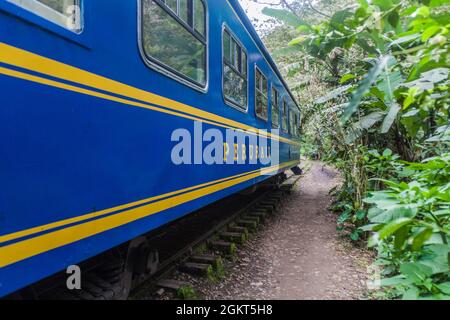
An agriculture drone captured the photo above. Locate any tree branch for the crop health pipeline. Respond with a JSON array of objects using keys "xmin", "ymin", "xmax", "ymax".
[{"xmin": 306, "ymin": 0, "xmax": 331, "ymax": 18}]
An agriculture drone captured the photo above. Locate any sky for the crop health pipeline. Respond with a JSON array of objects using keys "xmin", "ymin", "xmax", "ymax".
[{"xmin": 238, "ymin": 0, "xmax": 282, "ymax": 32}]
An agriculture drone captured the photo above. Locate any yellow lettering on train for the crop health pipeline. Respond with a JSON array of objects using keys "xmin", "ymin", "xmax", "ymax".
[{"xmin": 223, "ymin": 143, "xmax": 229, "ymax": 162}]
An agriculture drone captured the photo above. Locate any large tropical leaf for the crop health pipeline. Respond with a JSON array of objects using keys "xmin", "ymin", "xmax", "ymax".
[
  {"xmin": 378, "ymin": 217, "xmax": 413, "ymax": 240},
  {"xmin": 381, "ymin": 103, "xmax": 401, "ymax": 133},
  {"xmin": 272, "ymin": 46, "xmax": 301, "ymax": 58},
  {"xmin": 262, "ymin": 8, "xmax": 311, "ymax": 29},
  {"xmin": 372, "ymin": 0, "xmax": 395, "ymax": 11},
  {"xmin": 345, "ymin": 111, "xmax": 385, "ymax": 143},
  {"xmin": 411, "ymin": 228, "xmax": 433, "ymax": 251},
  {"xmin": 315, "ymin": 84, "xmax": 353, "ymax": 104},
  {"xmin": 400, "ymin": 262, "xmax": 434, "ymax": 283},
  {"xmin": 377, "ymin": 70, "xmax": 404, "ymax": 104},
  {"xmin": 403, "ymin": 68, "xmax": 450, "ymax": 91},
  {"xmin": 368, "ymin": 206, "xmax": 417, "ymax": 224},
  {"xmin": 341, "ymin": 55, "xmax": 392, "ymax": 123},
  {"xmin": 388, "ymin": 33, "xmax": 421, "ymax": 49},
  {"xmin": 330, "ymin": 10, "xmax": 353, "ymax": 32}
]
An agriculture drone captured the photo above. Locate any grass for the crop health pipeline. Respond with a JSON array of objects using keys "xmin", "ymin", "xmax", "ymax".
[{"xmin": 177, "ymin": 285, "xmax": 198, "ymax": 300}]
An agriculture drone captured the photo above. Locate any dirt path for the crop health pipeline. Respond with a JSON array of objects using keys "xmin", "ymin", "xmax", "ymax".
[{"xmin": 193, "ymin": 161, "xmax": 372, "ymax": 300}]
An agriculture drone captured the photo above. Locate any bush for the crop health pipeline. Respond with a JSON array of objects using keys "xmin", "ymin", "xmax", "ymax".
[
  {"xmin": 364, "ymin": 154, "xmax": 450, "ymax": 299},
  {"xmin": 262, "ymin": 0, "xmax": 449, "ymax": 299}
]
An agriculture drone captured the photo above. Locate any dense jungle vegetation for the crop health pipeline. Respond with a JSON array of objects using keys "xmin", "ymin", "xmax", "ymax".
[{"xmin": 257, "ymin": 0, "xmax": 449, "ymax": 299}]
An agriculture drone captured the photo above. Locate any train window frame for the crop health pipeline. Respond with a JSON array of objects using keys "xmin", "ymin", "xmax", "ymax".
[
  {"xmin": 294, "ymin": 112, "xmax": 300, "ymax": 137},
  {"xmin": 221, "ymin": 1, "xmax": 300, "ymax": 121},
  {"xmin": 288, "ymin": 106, "xmax": 300, "ymax": 137},
  {"xmin": 271, "ymin": 85, "xmax": 280, "ymax": 129},
  {"xmin": 6, "ymin": 0, "xmax": 83, "ymax": 33},
  {"xmin": 294, "ymin": 111, "xmax": 300, "ymax": 138},
  {"xmin": 222, "ymin": 24, "xmax": 248, "ymax": 112},
  {"xmin": 254, "ymin": 66, "xmax": 268, "ymax": 122},
  {"xmin": 288, "ymin": 107, "xmax": 294, "ymax": 135},
  {"xmin": 139, "ymin": 0, "xmax": 209, "ymax": 92},
  {"xmin": 281, "ymin": 99, "xmax": 288, "ymax": 133}
]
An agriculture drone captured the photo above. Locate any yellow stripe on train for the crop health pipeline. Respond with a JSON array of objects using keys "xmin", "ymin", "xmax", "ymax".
[
  {"xmin": 0, "ymin": 42, "xmax": 299, "ymax": 145},
  {"xmin": 0, "ymin": 161, "xmax": 299, "ymax": 268}
]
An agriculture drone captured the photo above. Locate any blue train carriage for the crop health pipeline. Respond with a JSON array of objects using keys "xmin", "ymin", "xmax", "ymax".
[{"xmin": 0, "ymin": 0, "xmax": 301, "ymax": 297}]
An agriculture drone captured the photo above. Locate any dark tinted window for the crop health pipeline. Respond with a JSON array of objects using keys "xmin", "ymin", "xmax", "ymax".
[
  {"xmin": 271, "ymin": 87, "xmax": 279, "ymax": 128},
  {"xmin": 142, "ymin": 0, "xmax": 207, "ymax": 87},
  {"xmin": 8, "ymin": 0, "xmax": 81, "ymax": 31},
  {"xmin": 255, "ymin": 68, "xmax": 268, "ymax": 120},
  {"xmin": 282, "ymin": 100, "xmax": 288, "ymax": 132},
  {"xmin": 223, "ymin": 29, "xmax": 247, "ymax": 109}
]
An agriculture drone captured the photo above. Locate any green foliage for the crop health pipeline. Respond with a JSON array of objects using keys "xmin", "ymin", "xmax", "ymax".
[
  {"xmin": 261, "ymin": 7, "xmax": 311, "ymax": 29},
  {"xmin": 265, "ymin": 0, "xmax": 449, "ymax": 159},
  {"xmin": 263, "ymin": 0, "xmax": 449, "ymax": 300},
  {"xmin": 177, "ymin": 285, "xmax": 198, "ymax": 300},
  {"xmin": 206, "ymin": 257, "xmax": 226, "ymax": 283},
  {"xmin": 364, "ymin": 154, "xmax": 450, "ymax": 299}
]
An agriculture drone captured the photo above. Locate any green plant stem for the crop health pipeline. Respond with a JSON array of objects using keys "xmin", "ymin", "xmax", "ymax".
[{"xmin": 391, "ymin": 44, "xmax": 427, "ymax": 56}]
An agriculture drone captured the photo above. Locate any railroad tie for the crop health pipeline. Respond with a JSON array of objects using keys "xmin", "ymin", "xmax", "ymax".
[
  {"xmin": 260, "ymin": 199, "xmax": 279, "ymax": 206},
  {"xmin": 181, "ymin": 262, "xmax": 213, "ymax": 276},
  {"xmin": 248, "ymin": 210, "xmax": 267, "ymax": 222},
  {"xmin": 235, "ymin": 219, "xmax": 258, "ymax": 232},
  {"xmin": 241, "ymin": 215, "xmax": 260, "ymax": 224},
  {"xmin": 252, "ymin": 206, "xmax": 271, "ymax": 214},
  {"xmin": 254, "ymin": 204, "xmax": 274, "ymax": 213},
  {"xmin": 208, "ymin": 240, "xmax": 237, "ymax": 255},
  {"xmin": 190, "ymin": 254, "xmax": 223, "ymax": 271},
  {"xmin": 264, "ymin": 197, "xmax": 281, "ymax": 205},
  {"xmin": 84, "ymin": 275, "xmax": 119, "ymax": 300},
  {"xmin": 220, "ymin": 231, "xmax": 246, "ymax": 244},
  {"xmin": 228, "ymin": 225, "xmax": 249, "ymax": 236},
  {"xmin": 156, "ymin": 279, "xmax": 190, "ymax": 292}
]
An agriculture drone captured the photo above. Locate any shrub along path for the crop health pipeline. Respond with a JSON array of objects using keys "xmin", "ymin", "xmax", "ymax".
[{"xmin": 193, "ymin": 161, "xmax": 373, "ymax": 300}]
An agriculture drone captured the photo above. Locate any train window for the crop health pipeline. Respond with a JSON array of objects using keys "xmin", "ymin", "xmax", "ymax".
[
  {"xmin": 141, "ymin": 0, "xmax": 207, "ymax": 88},
  {"xmin": 281, "ymin": 100, "xmax": 288, "ymax": 132},
  {"xmin": 242, "ymin": 53, "xmax": 247, "ymax": 76},
  {"xmin": 7, "ymin": 0, "xmax": 82, "ymax": 32},
  {"xmin": 289, "ymin": 108, "xmax": 294, "ymax": 135},
  {"xmin": 255, "ymin": 67, "xmax": 268, "ymax": 121},
  {"xmin": 289, "ymin": 107, "xmax": 300, "ymax": 136},
  {"xmin": 166, "ymin": 0, "xmax": 177, "ymax": 12},
  {"xmin": 294, "ymin": 112, "xmax": 300, "ymax": 137},
  {"xmin": 271, "ymin": 87, "xmax": 280, "ymax": 128},
  {"xmin": 223, "ymin": 28, "xmax": 247, "ymax": 110},
  {"xmin": 179, "ymin": 0, "xmax": 188, "ymax": 22}
]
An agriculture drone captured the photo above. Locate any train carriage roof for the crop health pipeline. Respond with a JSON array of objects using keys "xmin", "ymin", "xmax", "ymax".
[{"xmin": 229, "ymin": 0, "xmax": 300, "ymax": 112}]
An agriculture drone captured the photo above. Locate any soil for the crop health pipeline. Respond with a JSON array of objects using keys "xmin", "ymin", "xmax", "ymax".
[{"xmin": 188, "ymin": 161, "xmax": 374, "ymax": 300}]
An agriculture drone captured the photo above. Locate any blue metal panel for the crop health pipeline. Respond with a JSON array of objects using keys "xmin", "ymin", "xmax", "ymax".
[{"xmin": 0, "ymin": 0, "xmax": 300, "ymax": 297}]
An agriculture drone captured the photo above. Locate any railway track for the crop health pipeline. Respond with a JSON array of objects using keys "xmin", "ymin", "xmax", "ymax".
[
  {"xmin": 131, "ymin": 173, "xmax": 302, "ymax": 300},
  {"xmin": 12, "ymin": 173, "xmax": 302, "ymax": 300}
]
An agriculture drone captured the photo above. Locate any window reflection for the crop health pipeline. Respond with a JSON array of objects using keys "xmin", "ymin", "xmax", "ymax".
[
  {"xmin": 271, "ymin": 87, "xmax": 280, "ymax": 128},
  {"xmin": 142, "ymin": 0, "xmax": 207, "ymax": 87},
  {"xmin": 223, "ymin": 29, "xmax": 247, "ymax": 109},
  {"xmin": 282, "ymin": 100, "xmax": 288, "ymax": 132},
  {"xmin": 8, "ymin": 0, "xmax": 81, "ymax": 31},
  {"xmin": 255, "ymin": 68, "xmax": 268, "ymax": 120}
]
